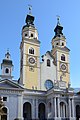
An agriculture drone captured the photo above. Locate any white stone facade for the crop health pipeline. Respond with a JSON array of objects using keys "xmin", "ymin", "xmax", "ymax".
[{"xmin": 40, "ymin": 52, "xmax": 56, "ymax": 90}]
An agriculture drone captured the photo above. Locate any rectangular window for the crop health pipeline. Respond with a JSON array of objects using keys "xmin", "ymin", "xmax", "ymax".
[{"xmin": 3, "ymin": 97, "xmax": 7, "ymax": 101}]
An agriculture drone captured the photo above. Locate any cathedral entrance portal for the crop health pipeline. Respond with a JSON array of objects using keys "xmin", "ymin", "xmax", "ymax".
[
  {"xmin": 38, "ymin": 103, "xmax": 45, "ymax": 120},
  {"xmin": 23, "ymin": 102, "xmax": 32, "ymax": 120},
  {"xmin": 60, "ymin": 102, "xmax": 66, "ymax": 118}
]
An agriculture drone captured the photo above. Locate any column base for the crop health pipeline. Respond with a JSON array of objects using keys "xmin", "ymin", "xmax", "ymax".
[
  {"xmin": 54, "ymin": 117, "xmax": 76, "ymax": 120},
  {"xmin": 54, "ymin": 117, "xmax": 61, "ymax": 120},
  {"xmin": 14, "ymin": 117, "xmax": 24, "ymax": 120},
  {"xmin": 69, "ymin": 117, "xmax": 76, "ymax": 120}
]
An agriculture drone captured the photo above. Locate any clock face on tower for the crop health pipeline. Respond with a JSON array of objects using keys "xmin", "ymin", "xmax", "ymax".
[
  {"xmin": 29, "ymin": 57, "xmax": 35, "ymax": 65},
  {"xmin": 60, "ymin": 63, "xmax": 67, "ymax": 72}
]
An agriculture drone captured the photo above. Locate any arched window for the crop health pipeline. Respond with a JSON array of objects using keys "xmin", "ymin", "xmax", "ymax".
[
  {"xmin": 23, "ymin": 102, "xmax": 32, "ymax": 119},
  {"xmin": 25, "ymin": 33, "xmax": 27, "ymax": 37},
  {"xmin": 47, "ymin": 59, "xmax": 50, "ymax": 67},
  {"xmin": 61, "ymin": 54, "xmax": 65, "ymax": 61},
  {"xmin": 1, "ymin": 107, "xmax": 7, "ymax": 120},
  {"xmin": 38, "ymin": 103, "xmax": 45, "ymax": 119},
  {"xmin": 5, "ymin": 68, "xmax": 9, "ymax": 74},
  {"xmin": 31, "ymin": 33, "xmax": 33, "ymax": 37},
  {"xmin": 29, "ymin": 47, "xmax": 34, "ymax": 54},
  {"xmin": 56, "ymin": 43, "xmax": 59, "ymax": 45},
  {"xmin": 62, "ymin": 42, "xmax": 64, "ymax": 46}
]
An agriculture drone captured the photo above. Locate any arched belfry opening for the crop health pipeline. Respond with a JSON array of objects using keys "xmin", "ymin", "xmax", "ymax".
[{"xmin": 23, "ymin": 102, "xmax": 32, "ymax": 120}]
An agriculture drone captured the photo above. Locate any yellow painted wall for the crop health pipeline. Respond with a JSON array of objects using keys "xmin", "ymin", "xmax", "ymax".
[
  {"xmin": 53, "ymin": 49, "xmax": 70, "ymax": 87},
  {"xmin": 24, "ymin": 66, "xmax": 39, "ymax": 89},
  {"xmin": 23, "ymin": 42, "xmax": 40, "ymax": 89}
]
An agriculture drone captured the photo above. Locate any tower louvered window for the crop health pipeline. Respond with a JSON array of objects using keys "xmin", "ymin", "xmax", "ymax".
[
  {"xmin": 29, "ymin": 48, "xmax": 34, "ymax": 54},
  {"xmin": 61, "ymin": 54, "xmax": 65, "ymax": 61}
]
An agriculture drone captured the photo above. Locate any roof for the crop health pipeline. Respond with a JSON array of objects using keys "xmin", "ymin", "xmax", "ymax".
[
  {"xmin": 55, "ymin": 46, "xmax": 70, "ymax": 52},
  {"xmin": 0, "ymin": 79, "xmax": 24, "ymax": 91},
  {"xmin": 1, "ymin": 59, "xmax": 13, "ymax": 66}
]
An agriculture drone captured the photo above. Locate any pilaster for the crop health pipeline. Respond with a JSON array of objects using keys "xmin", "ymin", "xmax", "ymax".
[
  {"xmin": 32, "ymin": 99, "xmax": 35, "ymax": 119},
  {"xmin": 72, "ymin": 98, "xmax": 76, "ymax": 119},
  {"xmin": 54, "ymin": 97, "xmax": 57, "ymax": 118},
  {"xmin": 51, "ymin": 98, "xmax": 54, "ymax": 118},
  {"xmin": 35, "ymin": 99, "xmax": 38, "ymax": 119},
  {"xmin": 57, "ymin": 97, "xmax": 60, "ymax": 118},
  {"xmin": 17, "ymin": 94, "xmax": 23, "ymax": 120},
  {"xmin": 69, "ymin": 98, "xmax": 71, "ymax": 118}
]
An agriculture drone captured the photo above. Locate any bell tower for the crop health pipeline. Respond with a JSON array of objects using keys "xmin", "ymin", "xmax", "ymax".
[
  {"xmin": 20, "ymin": 8, "xmax": 40, "ymax": 89},
  {"xmin": 51, "ymin": 17, "xmax": 70, "ymax": 87},
  {"xmin": 0, "ymin": 50, "xmax": 13, "ymax": 80}
]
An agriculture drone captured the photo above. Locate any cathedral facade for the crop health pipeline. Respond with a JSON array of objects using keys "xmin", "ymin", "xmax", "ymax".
[{"xmin": 0, "ymin": 11, "xmax": 80, "ymax": 120}]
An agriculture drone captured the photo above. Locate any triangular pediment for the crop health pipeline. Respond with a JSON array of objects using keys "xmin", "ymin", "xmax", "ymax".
[{"xmin": 0, "ymin": 79, "xmax": 23, "ymax": 90}]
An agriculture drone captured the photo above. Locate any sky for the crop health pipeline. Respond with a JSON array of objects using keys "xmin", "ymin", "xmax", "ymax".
[{"xmin": 0, "ymin": 0, "xmax": 80, "ymax": 87}]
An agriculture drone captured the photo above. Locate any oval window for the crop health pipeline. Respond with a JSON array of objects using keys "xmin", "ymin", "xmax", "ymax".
[{"xmin": 45, "ymin": 80, "xmax": 53, "ymax": 90}]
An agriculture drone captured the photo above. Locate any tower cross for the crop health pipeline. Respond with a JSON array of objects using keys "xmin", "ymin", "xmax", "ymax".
[
  {"xmin": 28, "ymin": 5, "xmax": 32, "ymax": 15},
  {"xmin": 56, "ymin": 15, "xmax": 60, "ymax": 25},
  {"xmin": 7, "ymin": 48, "xmax": 9, "ymax": 53}
]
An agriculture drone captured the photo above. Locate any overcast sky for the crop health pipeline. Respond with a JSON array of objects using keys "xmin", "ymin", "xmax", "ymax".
[{"xmin": 0, "ymin": 0, "xmax": 80, "ymax": 87}]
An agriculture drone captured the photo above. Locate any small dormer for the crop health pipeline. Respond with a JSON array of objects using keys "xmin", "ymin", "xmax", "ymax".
[{"xmin": 0, "ymin": 50, "xmax": 13, "ymax": 80}]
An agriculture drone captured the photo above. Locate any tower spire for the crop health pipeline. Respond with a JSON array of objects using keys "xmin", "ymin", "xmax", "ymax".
[
  {"xmin": 5, "ymin": 48, "xmax": 10, "ymax": 60},
  {"xmin": 25, "ymin": 5, "xmax": 34, "ymax": 26},
  {"xmin": 54, "ymin": 16, "xmax": 63, "ymax": 37}
]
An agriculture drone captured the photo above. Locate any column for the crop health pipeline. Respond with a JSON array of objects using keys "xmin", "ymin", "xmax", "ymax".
[
  {"xmin": 72, "ymin": 98, "xmax": 75, "ymax": 118},
  {"xmin": 69, "ymin": 98, "xmax": 71, "ymax": 118},
  {"xmin": 51, "ymin": 98, "xmax": 54, "ymax": 118},
  {"xmin": 57, "ymin": 97, "xmax": 60, "ymax": 118},
  {"xmin": 32, "ymin": 99, "xmax": 35, "ymax": 119},
  {"xmin": 35, "ymin": 99, "xmax": 38, "ymax": 119},
  {"xmin": 54, "ymin": 97, "xmax": 57, "ymax": 118},
  {"xmin": 63, "ymin": 104, "xmax": 65, "ymax": 118},
  {"xmin": 46, "ymin": 102, "xmax": 48, "ymax": 119},
  {"xmin": 18, "ymin": 94, "xmax": 23, "ymax": 120}
]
